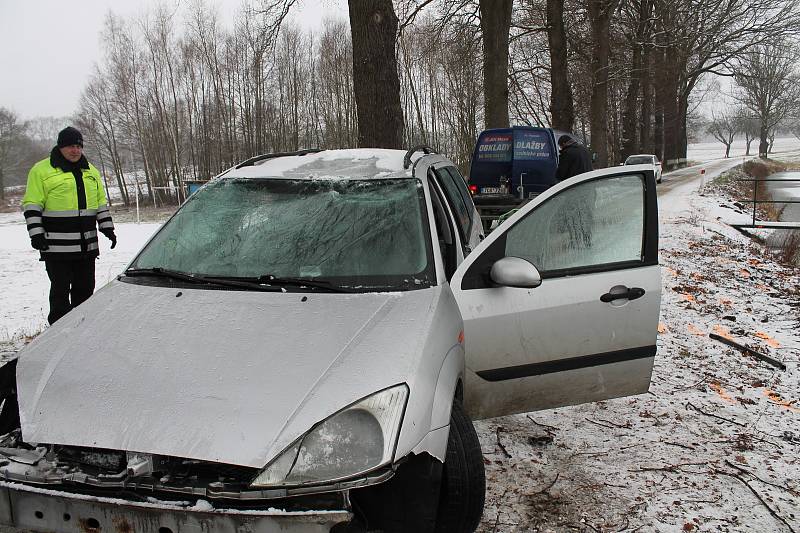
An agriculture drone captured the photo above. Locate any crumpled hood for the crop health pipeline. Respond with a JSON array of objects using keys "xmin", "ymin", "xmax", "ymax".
[{"xmin": 17, "ymin": 280, "xmax": 438, "ymax": 468}]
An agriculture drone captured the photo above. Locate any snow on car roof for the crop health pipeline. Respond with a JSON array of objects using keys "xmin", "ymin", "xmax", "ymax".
[{"xmin": 225, "ymin": 149, "xmax": 416, "ymax": 180}]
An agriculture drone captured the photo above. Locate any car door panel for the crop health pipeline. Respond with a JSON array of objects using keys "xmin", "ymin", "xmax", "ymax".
[{"xmin": 451, "ymin": 166, "xmax": 660, "ymax": 420}]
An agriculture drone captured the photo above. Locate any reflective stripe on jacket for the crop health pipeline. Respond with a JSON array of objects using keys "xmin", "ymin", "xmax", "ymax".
[{"xmin": 22, "ymin": 157, "xmax": 114, "ymax": 260}]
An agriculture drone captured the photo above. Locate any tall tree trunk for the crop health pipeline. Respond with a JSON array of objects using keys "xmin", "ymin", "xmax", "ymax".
[
  {"xmin": 661, "ymin": 59, "xmax": 682, "ymax": 169},
  {"xmin": 622, "ymin": 0, "xmax": 651, "ymax": 159},
  {"xmin": 640, "ymin": 44, "xmax": 653, "ymax": 154},
  {"xmin": 621, "ymin": 48, "xmax": 641, "ymax": 159},
  {"xmin": 546, "ymin": 0, "xmax": 573, "ymax": 131},
  {"xmin": 348, "ymin": 0, "xmax": 404, "ymax": 148},
  {"xmin": 480, "ymin": 0, "xmax": 513, "ymax": 129},
  {"xmin": 587, "ymin": 0, "xmax": 617, "ymax": 168},
  {"xmin": 759, "ymin": 125, "xmax": 769, "ymax": 158}
]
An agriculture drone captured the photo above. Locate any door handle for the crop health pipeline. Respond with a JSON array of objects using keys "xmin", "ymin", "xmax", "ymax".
[{"xmin": 600, "ymin": 285, "xmax": 645, "ymax": 303}]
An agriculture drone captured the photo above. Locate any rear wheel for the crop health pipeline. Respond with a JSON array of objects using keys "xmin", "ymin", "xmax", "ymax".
[{"xmin": 435, "ymin": 400, "xmax": 485, "ymax": 532}]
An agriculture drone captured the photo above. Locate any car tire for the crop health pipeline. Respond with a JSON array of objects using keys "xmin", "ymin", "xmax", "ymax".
[{"xmin": 435, "ymin": 399, "xmax": 485, "ymax": 532}]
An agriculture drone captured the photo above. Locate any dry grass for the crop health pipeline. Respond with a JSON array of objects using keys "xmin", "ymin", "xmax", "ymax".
[{"xmin": 779, "ymin": 231, "xmax": 800, "ymax": 265}]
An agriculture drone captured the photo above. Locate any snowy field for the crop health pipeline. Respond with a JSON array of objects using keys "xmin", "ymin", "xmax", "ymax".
[
  {"xmin": 686, "ymin": 136, "xmax": 800, "ymax": 164},
  {"xmin": 0, "ymin": 153, "xmax": 798, "ymax": 531}
]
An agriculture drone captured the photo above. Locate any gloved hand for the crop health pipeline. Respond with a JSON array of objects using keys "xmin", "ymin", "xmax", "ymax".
[
  {"xmin": 31, "ymin": 234, "xmax": 49, "ymax": 251},
  {"xmin": 100, "ymin": 228, "xmax": 117, "ymax": 249}
]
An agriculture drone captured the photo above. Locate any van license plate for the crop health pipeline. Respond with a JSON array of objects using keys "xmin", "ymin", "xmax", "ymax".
[{"xmin": 481, "ymin": 187, "xmax": 503, "ymax": 194}]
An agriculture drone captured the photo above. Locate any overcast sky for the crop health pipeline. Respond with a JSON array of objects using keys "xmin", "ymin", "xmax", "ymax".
[{"xmin": 0, "ymin": 0, "xmax": 347, "ymax": 121}]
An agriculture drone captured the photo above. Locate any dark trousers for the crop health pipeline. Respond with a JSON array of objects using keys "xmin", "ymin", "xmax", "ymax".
[{"xmin": 45, "ymin": 259, "xmax": 96, "ymax": 325}]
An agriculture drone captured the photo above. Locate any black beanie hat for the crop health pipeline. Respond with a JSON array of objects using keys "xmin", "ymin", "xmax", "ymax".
[
  {"xmin": 57, "ymin": 127, "xmax": 84, "ymax": 148},
  {"xmin": 557, "ymin": 134, "xmax": 573, "ymax": 147}
]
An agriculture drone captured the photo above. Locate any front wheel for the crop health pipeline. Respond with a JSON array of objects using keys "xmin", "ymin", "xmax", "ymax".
[{"xmin": 435, "ymin": 400, "xmax": 485, "ymax": 532}]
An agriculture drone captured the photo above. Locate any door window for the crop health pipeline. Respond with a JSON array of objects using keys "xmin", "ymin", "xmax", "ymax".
[
  {"xmin": 429, "ymin": 176, "xmax": 458, "ymax": 280},
  {"xmin": 434, "ymin": 167, "xmax": 473, "ymax": 241},
  {"xmin": 505, "ymin": 174, "xmax": 645, "ymax": 274}
]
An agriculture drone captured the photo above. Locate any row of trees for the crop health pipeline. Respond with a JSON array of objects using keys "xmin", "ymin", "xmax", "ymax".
[{"xmin": 3, "ymin": 0, "xmax": 799, "ymax": 206}]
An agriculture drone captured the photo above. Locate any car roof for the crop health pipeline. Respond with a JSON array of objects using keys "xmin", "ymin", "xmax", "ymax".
[
  {"xmin": 224, "ymin": 149, "xmax": 419, "ymax": 180},
  {"xmin": 626, "ymin": 154, "xmax": 656, "ymax": 159}
]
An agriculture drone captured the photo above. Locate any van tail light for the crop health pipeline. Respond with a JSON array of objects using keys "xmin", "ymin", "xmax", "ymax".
[{"xmin": 468, "ymin": 185, "xmax": 478, "ymax": 195}]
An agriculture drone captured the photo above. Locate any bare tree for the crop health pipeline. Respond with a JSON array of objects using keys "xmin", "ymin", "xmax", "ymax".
[
  {"xmin": 706, "ymin": 111, "xmax": 739, "ymax": 158},
  {"xmin": 736, "ymin": 112, "xmax": 760, "ymax": 156},
  {"xmin": 733, "ymin": 40, "xmax": 800, "ymax": 158},
  {"xmin": 0, "ymin": 108, "xmax": 27, "ymax": 200}
]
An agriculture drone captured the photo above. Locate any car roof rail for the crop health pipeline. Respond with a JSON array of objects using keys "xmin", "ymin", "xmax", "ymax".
[
  {"xmin": 235, "ymin": 148, "xmax": 323, "ymax": 169},
  {"xmin": 403, "ymin": 145, "xmax": 438, "ymax": 169}
]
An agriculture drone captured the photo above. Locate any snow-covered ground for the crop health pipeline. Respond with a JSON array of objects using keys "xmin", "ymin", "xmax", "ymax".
[{"xmin": 0, "ymin": 153, "xmax": 797, "ymax": 532}]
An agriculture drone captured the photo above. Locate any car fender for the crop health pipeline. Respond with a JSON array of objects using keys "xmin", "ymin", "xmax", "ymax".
[
  {"xmin": 429, "ymin": 343, "xmax": 465, "ymax": 431},
  {"xmin": 409, "ymin": 343, "xmax": 464, "ymax": 461}
]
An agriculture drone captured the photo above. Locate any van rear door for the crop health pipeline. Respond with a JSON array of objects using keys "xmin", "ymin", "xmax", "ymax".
[{"xmin": 512, "ymin": 128, "xmax": 558, "ymax": 198}]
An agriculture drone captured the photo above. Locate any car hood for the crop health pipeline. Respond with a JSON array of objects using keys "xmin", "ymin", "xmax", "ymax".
[{"xmin": 17, "ymin": 280, "xmax": 439, "ymax": 468}]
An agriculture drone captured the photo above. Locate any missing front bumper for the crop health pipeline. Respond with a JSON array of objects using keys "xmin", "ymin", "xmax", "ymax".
[{"xmin": 0, "ymin": 482, "xmax": 351, "ymax": 533}]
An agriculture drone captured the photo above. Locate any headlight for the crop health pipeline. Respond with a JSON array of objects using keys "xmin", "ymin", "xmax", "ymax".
[{"xmin": 251, "ymin": 384, "xmax": 408, "ymax": 487}]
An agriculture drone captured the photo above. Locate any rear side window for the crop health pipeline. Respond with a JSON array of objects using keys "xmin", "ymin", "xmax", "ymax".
[
  {"xmin": 435, "ymin": 167, "xmax": 473, "ymax": 241},
  {"xmin": 444, "ymin": 167, "xmax": 476, "ymax": 217}
]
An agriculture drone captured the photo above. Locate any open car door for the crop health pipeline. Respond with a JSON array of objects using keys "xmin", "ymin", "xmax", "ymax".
[{"xmin": 451, "ymin": 165, "xmax": 660, "ymax": 419}]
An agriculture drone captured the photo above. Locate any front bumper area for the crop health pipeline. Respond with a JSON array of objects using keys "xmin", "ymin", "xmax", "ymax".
[{"xmin": 0, "ymin": 482, "xmax": 351, "ymax": 533}]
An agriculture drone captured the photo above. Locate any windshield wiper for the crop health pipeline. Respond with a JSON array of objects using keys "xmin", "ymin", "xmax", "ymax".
[
  {"xmin": 123, "ymin": 267, "xmax": 280, "ymax": 292},
  {"xmin": 228, "ymin": 274, "xmax": 355, "ymax": 293}
]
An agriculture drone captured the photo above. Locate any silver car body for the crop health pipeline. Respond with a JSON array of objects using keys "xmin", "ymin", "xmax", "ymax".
[{"xmin": 3, "ymin": 149, "xmax": 661, "ymax": 531}]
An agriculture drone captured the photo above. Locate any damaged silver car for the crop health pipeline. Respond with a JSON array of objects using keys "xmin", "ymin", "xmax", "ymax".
[{"xmin": 0, "ymin": 147, "xmax": 661, "ymax": 532}]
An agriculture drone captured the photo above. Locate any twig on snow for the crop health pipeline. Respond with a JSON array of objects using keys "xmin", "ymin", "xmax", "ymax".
[
  {"xmin": 724, "ymin": 459, "xmax": 799, "ymax": 496},
  {"xmin": 490, "ymin": 488, "xmax": 509, "ymax": 533},
  {"xmin": 669, "ymin": 375, "xmax": 709, "ymax": 392},
  {"xmin": 714, "ymin": 468, "xmax": 797, "ymax": 533},
  {"xmin": 495, "ymin": 427, "xmax": 511, "ymax": 458},
  {"xmin": 661, "ymin": 440, "xmax": 696, "ymax": 450},
  {"xmin": 629, "ymin": 461, "xmax": 707, "ymax": 473},
  {"xmin": 686, "ymin": 401, "xmax": 747, "ymax": 427},
  {"xmin": 526, "ymin": 415, "xmax": 559, "ymax": 434},
  {"xmin": 613, "ymin": 516, "xmax": 629, "ymax": 532},
  {"xmin": 584, "ymin": 417, "xmax": 622, "ymax": 430},
  {"xmin": 533, "ymin": 472, "xmax": 560, "ymax": 495}
]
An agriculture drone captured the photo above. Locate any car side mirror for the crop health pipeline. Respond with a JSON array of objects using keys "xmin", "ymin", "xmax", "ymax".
[{"xmin": 490, "ymin": 257, "xmax": 542, "ymax": 288}]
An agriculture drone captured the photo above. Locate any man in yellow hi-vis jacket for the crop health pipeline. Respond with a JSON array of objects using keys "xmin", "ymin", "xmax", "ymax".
[{"xmin": 22, "ymin": 127, "xmax": 117, "ymax": 324}]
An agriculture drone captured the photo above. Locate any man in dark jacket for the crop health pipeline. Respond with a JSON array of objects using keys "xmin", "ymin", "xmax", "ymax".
[
  {"xmin": 555, "ymin": 135, "xmax": 593, "ymax": 181},
  {"xmin": 22, "ymin": 127, "xmax": 117, "ymax": 324}
]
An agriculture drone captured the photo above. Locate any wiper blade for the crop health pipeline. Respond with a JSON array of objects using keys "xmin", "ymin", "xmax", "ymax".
[
  {"xmin": 227, "ymin": 275, "xmax": 355, "ymax": 293},
  {"xmin": 123, "ymin": 268, "xmax": 280, "ymax": 292}
]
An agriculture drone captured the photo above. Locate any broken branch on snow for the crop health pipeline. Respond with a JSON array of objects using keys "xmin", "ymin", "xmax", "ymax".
[
  {"xmin": 709, "ymin": 333, "xmax": 787, "ymax": 370},
  {"xmin": 686, "ymin": 401, "xmax": 747, "ymax": 427},
  {"xmin": 714, "ymin": 468, "xmax": 798, "ymax": 533}
]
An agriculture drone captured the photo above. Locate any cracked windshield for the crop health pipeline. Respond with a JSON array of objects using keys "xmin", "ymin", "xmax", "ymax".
[{"xmin": 132, "ymin": 177, "xmax": 433, "ymax": 290}]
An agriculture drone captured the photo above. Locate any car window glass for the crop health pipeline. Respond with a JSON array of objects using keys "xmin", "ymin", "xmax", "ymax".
[
  {"xmin": 435, "ymin": 167, "xmax": 472, "ymax": 240},
  {"xmin": 429, "ymin": 176, "xmax": 458, "ymax": 280},
  {"xmin": 505, "ymin": 174, "xmax": 645, "ymax": 273},
  {"xmin": 444, "ymin": 167, "xmax": 476, "ymax": 217},
  {"xmin": 132, "ymin": 178, "xmax": 434, "ymax": 290}
]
